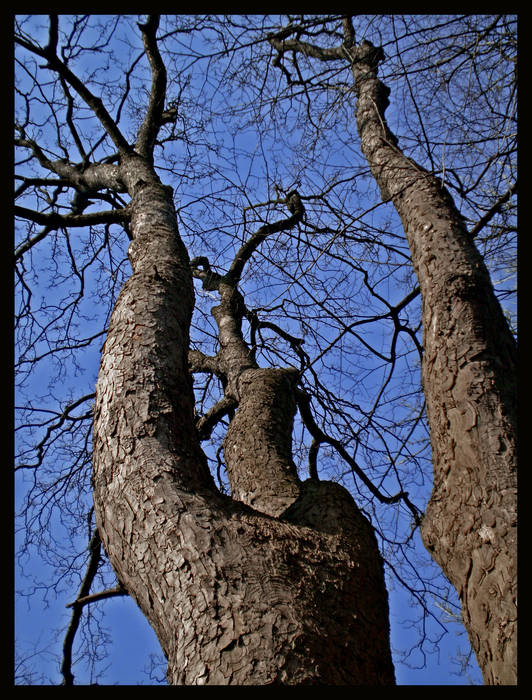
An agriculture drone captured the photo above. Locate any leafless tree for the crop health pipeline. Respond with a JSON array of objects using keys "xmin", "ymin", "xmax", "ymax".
[{"xmin": 15, "ymin": 14, "xmax": 516, "ymax": 685}]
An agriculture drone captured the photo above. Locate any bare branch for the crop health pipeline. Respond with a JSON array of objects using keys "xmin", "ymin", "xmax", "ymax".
[
  {"xmin": 15, "ymin": 129, "xmax": 125, "ymax": 192},
  {"xmin": 15, "ymin": 393, "xmax": 95, "ymax": 472},
  {"xmin": 188, "ymin": 348, "xmax": 223, "ymax": 377},
  {"xmin": 15, "ymin": 17, "xmax": 131, "ymax": 155},
  {"xmin": 295, "ymin": 390, "xmax": 423, "ymax": 525},
  {"xmin": 15, "ymin": 205, "xmax": 131, "ymax": 261},
  {"xmin": 469, "ymin": 180, "xmax": 517, "ymax": 239},
  {"xmin": 268, "ymin": 32, "xmax": 344, "ymax": 62},
  {"xmin": 195, "ymin": 396, "xmax": 237, "ymax": 441},
  {"xmin": 61, "ymin": 529, "xmax": 102, "ymax": 686},
  {"xmin": 15, "ymin": 204, "xmax": 130, "ymax": 230},
  {"xmin": 65, "ymin": 582, "xmax": 127, "ymax": 609},
  {"xmin": 136, "ymin": 15, "xmax": 167, "ymax": 159},
  {"xmin": 227, "ymin": 191, "xmax": 305, "ymax": 285}
]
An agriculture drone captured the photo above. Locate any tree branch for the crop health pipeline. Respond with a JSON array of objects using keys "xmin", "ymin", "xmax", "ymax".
[
  {"xmin": 15, "ymin": 393, "xmax": 96, "ymax": 471},
  {"xmin": 136, "ymin": 15, "xmax": 167, "ymax": 159},
  {"xmin": 195, "ymin": 396, "xmax": 238, "ymax": 441},
  {"xmin": 469, "ymin": 180, "xmax": 517, "ymax": 239},
  {"xmin": 65, "ymin": 582, "xmax": 127, "ymax": 609},
  {"xmin": 15, "ymin": 204, "xmax": 130, "ymax": 229},
  {"xmin": 15, "ymin": 16, "xmax": 131, "ymax": 155},
  {"xmin": 246, "ymin": 311, "xmax": 310, "ymax": 372},
  {"xmin": 189, "ymin": 256, "xmax": 225, "ymax": 291},
  {"xmin": 296, "ymin": 390, "xmax": 423, "ymax": 525},
  {"xmin": 227, "ymin": 191, "xmax": 305, "ymax": 285},
  {"xmin": 188, "ymin": 348, "xmax": 223, "ymax": 377},
  {"xmin": 268, "ymin": 33, "xmax": 344, "ymax": 62},
  {"xmin": 60, "ymin": 529, "xmax": 102, "ymax": 686},
  {"xmin": 15, "ymin": 129, "xmax": 126, "ymax": 192},
  {"xmin": 15, "ymin": 205, "xmax": 131, "ymax": 261}
]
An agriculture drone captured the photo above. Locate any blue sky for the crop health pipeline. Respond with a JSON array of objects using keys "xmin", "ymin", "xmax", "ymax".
[{"xmin": 14, "ymin": 15, "xmax": 499, "ymax": 686}]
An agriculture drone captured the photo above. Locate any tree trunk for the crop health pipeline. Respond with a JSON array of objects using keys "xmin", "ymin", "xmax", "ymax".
[
  {"xmin": 209, "ymin": 275, "xmax": 302, "ymax": 518},
  {"xmin": 346, "ymin": 39, "xmax": 517, "ymax": 684},
  {"xmin": 92, "ymin": 170, "xmax": 396, "ymax": 684}
]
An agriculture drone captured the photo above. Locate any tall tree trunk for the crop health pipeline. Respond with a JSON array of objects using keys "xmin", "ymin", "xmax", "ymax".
[
  {"xmin": 269, "ymin": 24, "xmax": 517, "ymax": 680},
  {"xmin": 345, "ymin": 38, "xmax": 517, "ymax": 684},
  {"xmin": 92, "ymin": 169, "xmax": 396, "ymax": 684}
]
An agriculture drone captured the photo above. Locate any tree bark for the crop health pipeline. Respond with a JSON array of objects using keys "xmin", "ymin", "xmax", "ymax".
[
  {"xmin": 92, "ymin": 166, "xmax": 396, "ymax": 684},
  {"xmin": 223, "ymin": 366, "xmax": 301, "ymax": 517},
  {"xmin": 268, "ymin": 25, "xmax": 517, "ymax": 679},
  {"xmin": 345, "ymin": 37, "xmax": 517, "ymax": 685},
  {"xmin": 192, "ymin": 252, "xmax": 302, "ymax": 518}
]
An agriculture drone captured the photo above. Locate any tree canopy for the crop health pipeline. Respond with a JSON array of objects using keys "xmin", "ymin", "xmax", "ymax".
[{"xmin": 15, "ymin": 14, "xmax": 516, "ymax": 685}]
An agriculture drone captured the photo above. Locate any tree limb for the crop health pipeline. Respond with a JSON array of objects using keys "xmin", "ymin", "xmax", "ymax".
[
  {"xmin": 188, "ymin": 348, "xmax": 223, "ymax": 377},
  {"xmin": 469, "ymin": 180, "xmax": 517, "ymax": 239},
  {"xmin": 15, "ymin": 205, "xmax": 131, "ymax": 261},
  {"xmin": 15, "ymin": 129, "xmax": 126, "ymax": 192},
  {"xmin": 15, "ymin": 204, "xmax": 130, "ymax": 229},
  {"xmin": 15, "ymin": 16, "xmax": 131, "ymax": 155},
  {"xmin": 268, "ymin": 33, "xmax": 344, "ymax": 62},
  {"xmin": 15, "ymin": 393, "xmax": 96, "ymax": 472},
  {"xmin": 65, "ymin": 582, "xmax": 127, "ymax": 609},
  {"xmin": 60, "ymin": 529, "xmax": 102, "ymax": 686},
  {"xmin": 136, "ymin": 15, "xmax": 167, "ymax": 159},
  {"xmin": 195, "ymin": 396, "xmax": 238, "ymax": 441},
  {"xmin": 295, "ymin": 389, "xmax": 423, "ymax": 525},
  {"xmin": 227, "ymin": 191, "xmax": 305, "ymax": 285}
]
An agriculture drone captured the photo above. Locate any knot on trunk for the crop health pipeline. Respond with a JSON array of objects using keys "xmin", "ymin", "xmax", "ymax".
[
  {"xmin": 280, "ymin": 479, "xmax": 374, "ymax": 539},
  {"xmin": 353, "ymin": 39, "xmax": 385, "ymax": 68}
]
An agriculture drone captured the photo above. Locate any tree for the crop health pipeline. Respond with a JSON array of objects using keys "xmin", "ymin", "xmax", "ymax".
[
  {"xmin": 265, "ymin": 15, "xmax": 517, "ymax": 684},
  {"xmin": 15, "ymin": 15, "xmax": 516, "ymax": 685}
]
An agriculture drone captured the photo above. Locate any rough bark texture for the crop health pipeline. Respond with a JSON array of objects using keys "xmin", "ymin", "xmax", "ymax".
[
  {"xmin": 208, "ymin": 275, "xmax": 302, "ymax": 518},
  {"xmin": 346, "ymin": 38, "xmax": 517, "ymax": 685},
  {"xmin": 92, "ymin": 164, "xmax": 396, "ymax": 684},
  {"xmin": 223, "ymin": 367, "xmax": 301, "ymax": 517}
]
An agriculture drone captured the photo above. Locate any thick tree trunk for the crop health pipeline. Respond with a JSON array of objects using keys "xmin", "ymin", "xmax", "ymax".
[
  {"xmin": 92, "ymin": 171, "xmax": 396, "ymax": 684},
  {"xmin": 346, "ymin": 39, "xmax": 517, "ymax": 684}
]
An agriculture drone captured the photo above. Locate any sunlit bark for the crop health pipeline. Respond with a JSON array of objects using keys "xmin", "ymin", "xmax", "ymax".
[
  {"xmin": 92, "ymin": 175, "xmax": 396, "ymax": 684},
  {"xmin": 268, "ymin": 21, "xmax": 517, "ymax": 685}
]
